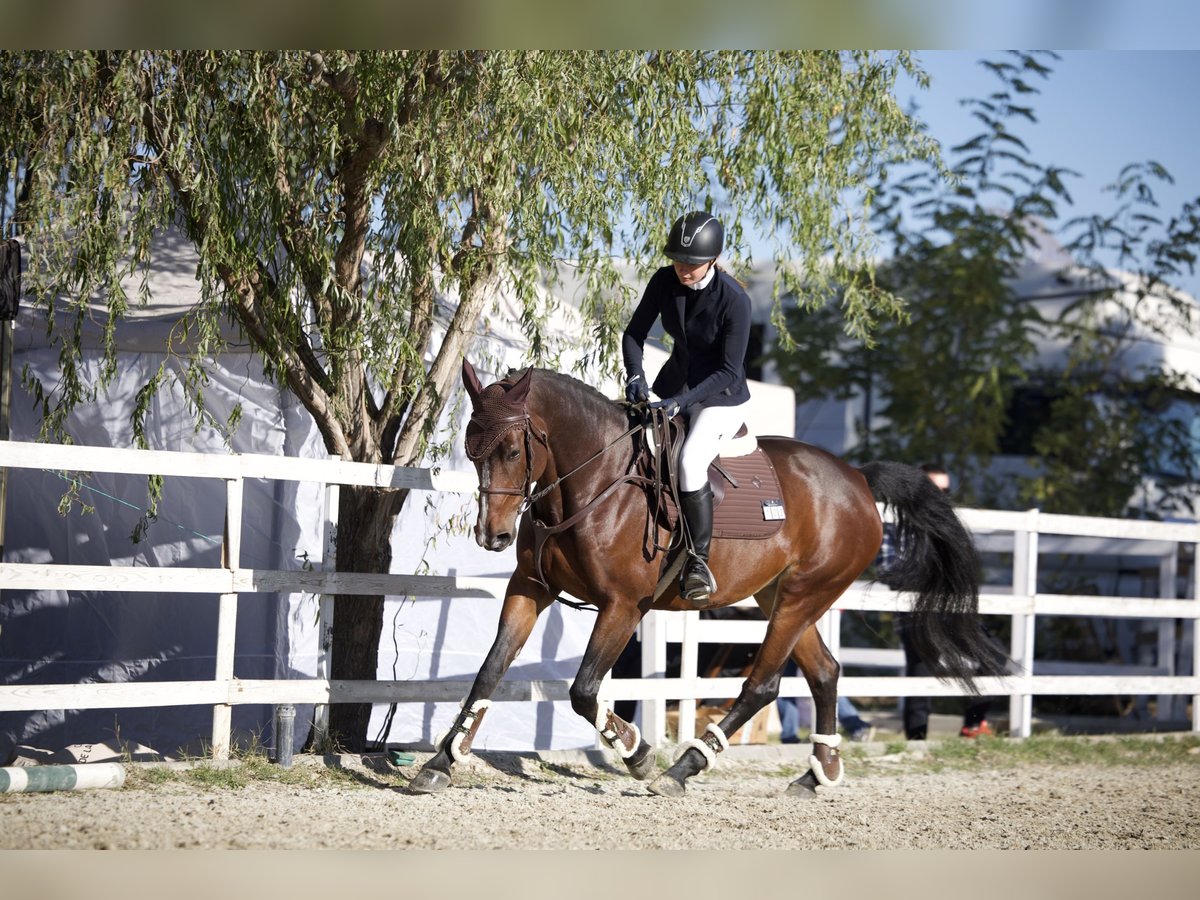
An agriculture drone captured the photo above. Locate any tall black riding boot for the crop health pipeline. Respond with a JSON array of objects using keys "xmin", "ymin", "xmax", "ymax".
[{"xmin": 679, "ymin": 483, "xmax": 716, "ymax": 605}]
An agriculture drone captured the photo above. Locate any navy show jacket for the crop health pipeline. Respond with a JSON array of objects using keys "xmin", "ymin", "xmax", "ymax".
[{"xmin": 621, "ymin": 265, "xmax": 752, "ymax": 410}]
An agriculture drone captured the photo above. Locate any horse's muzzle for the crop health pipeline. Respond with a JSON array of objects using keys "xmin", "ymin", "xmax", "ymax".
[{"xmin": 475, "ymin": 524, "xmax": 514, "ymax": 552}]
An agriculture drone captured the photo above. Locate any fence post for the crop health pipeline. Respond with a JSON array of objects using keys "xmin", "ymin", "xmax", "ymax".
[
  {"xmin": 639, "ymin": 611, "xmax": 668, "ymax": 745},
  {"xmin": 1193, "ymin": 531, "xmax": 1200, "ymax": 733},
  {"xmin": 211, "ymin": 475, "xmax": 244, "ymax": 760},
  {"xmin": 313, "ymin": 455, "xmax": 341, "ymax": 744},
  {"xmin": 1009, "ymin": 509, "xmax": 1038, "ymax": 739},
  {"xmin": 1157, "ymin": 549, "xmax": 1179, "ymax": 721},
  {"xmin": 676, "ymin": 610, "xmax": 700, "ymax": 742}
]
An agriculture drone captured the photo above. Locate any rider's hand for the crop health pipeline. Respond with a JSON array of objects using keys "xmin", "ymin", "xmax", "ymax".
[
  {"xmin": 625, "ymin": 374, "xmax": 649, "ymax": 405},
  {"xmin": 649, "ymin": 397, "xmax": 680, "ymax": 418}
]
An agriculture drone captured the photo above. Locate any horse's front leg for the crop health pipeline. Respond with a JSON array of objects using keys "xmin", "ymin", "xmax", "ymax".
[
  {"xmin": 409, "ymin": 576, "xmax": 553, "ymax": 794},
  {"xmin": 569, "ymin": 605, "xmax": 658, "ymax": 782}
]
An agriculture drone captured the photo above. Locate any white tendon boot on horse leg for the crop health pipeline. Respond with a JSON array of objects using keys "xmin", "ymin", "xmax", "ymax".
[
  {"xmin": 595, "ymin": 705, "xmax": 657, "ymax": 781},
  {"xmin": 409, "ymin": 697, "xmax": 491, "ymax": 794},
  {"xmin": 786, "ymin": 731, "xmax": 844, "ymax": 797},
  {"xmin": 648, "ymin": 722, "xmax": 729, "ymax": 797}
]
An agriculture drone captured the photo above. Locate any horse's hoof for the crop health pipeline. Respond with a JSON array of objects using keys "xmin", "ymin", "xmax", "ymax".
[
  {"xmin": 625, "ymin": 745, "xmax": 658, "ymax": 781},
  {"xmin": 647, "ymin": 773, "xmax": 686, "ymax": 797},
  {"xmin": 785, "ymin": 770, "xmax": 820, "ymax": 798},
  {"xmin": 408, "ymin": 766, "xmax": 452, "ymax": 794}
]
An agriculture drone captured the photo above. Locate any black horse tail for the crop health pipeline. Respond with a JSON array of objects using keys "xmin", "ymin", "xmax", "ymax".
[{"xmin": 858, "ymin": 461, "xmax": 1008, "ymax": 691}]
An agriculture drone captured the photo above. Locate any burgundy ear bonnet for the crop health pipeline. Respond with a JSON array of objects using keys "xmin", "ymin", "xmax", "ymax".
[{"xmin": 462, "ymin": 359, "xmax": 533, "ymax": 461}]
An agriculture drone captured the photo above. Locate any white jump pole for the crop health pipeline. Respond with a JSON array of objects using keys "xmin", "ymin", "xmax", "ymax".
[{"xmin": 0, "ymin": 763, "xmax": 125, "ymax": 793}]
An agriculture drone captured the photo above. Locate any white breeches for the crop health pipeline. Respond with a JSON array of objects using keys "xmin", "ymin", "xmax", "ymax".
[{"xmin": 678, "ymin": 402, "xmax": 749, "ymax": 491}]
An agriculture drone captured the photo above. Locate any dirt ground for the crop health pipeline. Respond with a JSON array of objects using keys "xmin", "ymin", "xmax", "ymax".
[{"xmin": 3, "ymin": 741, "xmax": 1199, "ymax": 850}]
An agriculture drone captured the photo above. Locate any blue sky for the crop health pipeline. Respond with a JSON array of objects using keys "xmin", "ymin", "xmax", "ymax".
[
  {"xmin": 893, "ymin": 1, "xmax": 1200, "ymax": 49},
  {"xmin": 896, "ymin": 50, "xmax": 1200, "ymax": 295}
]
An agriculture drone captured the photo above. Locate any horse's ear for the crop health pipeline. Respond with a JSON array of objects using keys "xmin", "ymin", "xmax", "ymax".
[
  {"xmin": 462, "ymin": 358, "xmax": 484, "ymax": 406},
  {"xmin": 506, "ymin": 367, "xmax": 533, "ymax": 406}
]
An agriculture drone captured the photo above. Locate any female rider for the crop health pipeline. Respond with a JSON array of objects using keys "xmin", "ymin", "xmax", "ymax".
[{"xmin": 622, "ymin": 211, "xmax": 752, "ymax": 605}]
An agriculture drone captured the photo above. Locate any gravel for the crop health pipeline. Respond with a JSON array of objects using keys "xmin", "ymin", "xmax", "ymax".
[{"xmin": 3, "ymin": 741, "xmax": 1199, "ymax": 850}]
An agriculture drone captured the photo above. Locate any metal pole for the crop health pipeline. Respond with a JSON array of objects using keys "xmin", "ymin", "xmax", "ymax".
[
  {"xmin": 0, "ymin": 317, "xmax": 12, "ymax": 560},
  {"xmin": 274, "ymin": 703, "xmax": 296, "ymax": 767}
]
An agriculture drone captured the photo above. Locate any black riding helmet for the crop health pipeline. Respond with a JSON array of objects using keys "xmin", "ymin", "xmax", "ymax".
[{"xmin": 663, "ymin": 211, "xmax": 724, "ymax": 264}]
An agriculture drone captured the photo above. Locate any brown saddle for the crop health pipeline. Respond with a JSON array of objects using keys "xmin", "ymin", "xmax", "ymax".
[{"xmin": 645, "ymin": 418, "xmax": 786, "ymax": 542}]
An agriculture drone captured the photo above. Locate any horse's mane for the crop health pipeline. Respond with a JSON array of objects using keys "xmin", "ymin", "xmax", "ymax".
[{"xmin": 521, "ymin": 368, "xmax": 627, "ymax": 427}]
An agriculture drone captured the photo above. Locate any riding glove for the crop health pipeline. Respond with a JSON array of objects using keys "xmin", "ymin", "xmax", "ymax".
[
  {"xmin": 625, "ymin": 374, "xmax": 649, "ymax": 405},
  {"xmin": 649, "ymin": 397, "xmax": 680, "ymax": 418}
]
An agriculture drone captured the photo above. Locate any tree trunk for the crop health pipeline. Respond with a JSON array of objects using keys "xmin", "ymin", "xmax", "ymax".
[{"xmin": 324, "ymin": 484, "xmax": 407, "ymax": 751}]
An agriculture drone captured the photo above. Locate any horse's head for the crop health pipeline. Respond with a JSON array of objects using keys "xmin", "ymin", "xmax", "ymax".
[{"xmin": 462, "ymin": 358, "xmax": 542, "ymax": 551}]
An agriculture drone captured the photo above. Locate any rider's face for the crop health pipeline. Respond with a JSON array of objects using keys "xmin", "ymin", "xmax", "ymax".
[{"xmin": 672, "ymin": 259, "xmax": 714, "ymax": 286}]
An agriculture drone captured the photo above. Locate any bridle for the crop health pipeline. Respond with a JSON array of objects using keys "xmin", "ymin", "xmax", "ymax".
[
  {"xmin": 468, "ymin": 406, "xmax": 644, "ymax": 516},
  {"xmin": 467, "ymin": 408, "xmax": 549, "ymax": 512},
  {"xmin": 467, "ymin": 398, "xmax": 669, "ymax": 590}
]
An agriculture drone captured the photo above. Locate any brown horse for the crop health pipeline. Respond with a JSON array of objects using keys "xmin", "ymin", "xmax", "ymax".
[{"xmin": 409, "ymin": 361, "xmax": 1005, "ymax": 797}]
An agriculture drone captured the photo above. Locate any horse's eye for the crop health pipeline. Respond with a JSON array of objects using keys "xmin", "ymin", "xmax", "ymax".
[{"xmin": 507, "ymin": 448, "xmax": 521, "ymax": 461}]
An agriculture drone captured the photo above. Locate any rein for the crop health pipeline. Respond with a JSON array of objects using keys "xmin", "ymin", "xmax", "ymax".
[
  {"xmin": 469, "ymin": 389, "xmax": 678, "ymax": 598},
  {"xmin": 524, "ymin": 419, "xmax": 646, "ymax": 512},
  {"xmin": 524, "ymin": 405, "xmax": 682, "ymax": 592},
  {"xmin": 471, "ymin": 411, "xmax": 644, "ymax": 510}
]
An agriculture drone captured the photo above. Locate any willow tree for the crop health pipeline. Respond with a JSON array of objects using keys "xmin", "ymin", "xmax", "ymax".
[{"xmin": 0, "ymin": 50, "xmax": 933, "ymax": 748}]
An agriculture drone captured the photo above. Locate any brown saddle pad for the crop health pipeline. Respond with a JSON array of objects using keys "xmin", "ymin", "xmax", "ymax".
[{"xmin": 660, "ymin": 446, "xmax": 786, "ymax": 540}]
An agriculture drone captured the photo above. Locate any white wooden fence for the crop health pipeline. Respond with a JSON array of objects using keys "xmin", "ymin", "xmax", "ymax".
[{"xmin": 0, "ymin": 441, "xmax": 1196, "ymax": 760}]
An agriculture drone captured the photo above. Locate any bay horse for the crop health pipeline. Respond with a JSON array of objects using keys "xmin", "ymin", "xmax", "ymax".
[{"xmin": 409, "ymin": 361, "xmax": 1005, "ymax": 797}]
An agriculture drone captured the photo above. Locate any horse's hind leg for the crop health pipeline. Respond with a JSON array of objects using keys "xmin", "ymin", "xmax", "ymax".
[
  {"xmin": 648, "ymin": 578, "xmax": 845, "ymax": 798},
  {"xmin": 409, "ymin": 579, "xmax": 553, "ymax": 794},
  {"xmin": 784, "ymin": 625, "xmax": 844, "ymax": 797},
  {"xmin": 648, "ymin": 588, "xmax": 799, "ymax": 797},
  {"xmin": 569, "ymin": 604, "xmax": 657, "ymax": 781}
]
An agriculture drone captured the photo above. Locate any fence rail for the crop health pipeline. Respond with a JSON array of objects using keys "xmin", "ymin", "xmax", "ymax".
[{"xmin": 1, "ymin": 439, "xmax": 1197, "ymax": 758}]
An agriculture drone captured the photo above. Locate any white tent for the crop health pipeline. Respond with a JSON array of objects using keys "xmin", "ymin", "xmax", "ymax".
[{"xmin": 0, "ymin": 230, "xmax": 602, "ymax": 759}]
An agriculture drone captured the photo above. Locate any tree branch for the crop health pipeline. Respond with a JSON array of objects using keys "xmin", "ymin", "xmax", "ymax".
[
  {"xmin": 391, "ymin": 202, "xmax": 504, "ymax": 465},
  {"xmin": 378, "ymin": 244, "xmax": 439, "ymax": 462},
  {"xmin": 137, "ymin": 58, "xmax": 349, "ymax": 457}
]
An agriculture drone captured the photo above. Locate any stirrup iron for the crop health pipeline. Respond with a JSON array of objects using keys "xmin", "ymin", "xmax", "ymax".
[{"xmin": 681, "ymin": 553, "xmax": 716, "ymax": 603}]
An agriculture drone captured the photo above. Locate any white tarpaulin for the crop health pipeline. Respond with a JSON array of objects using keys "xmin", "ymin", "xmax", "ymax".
[{"xmin": 0, "ymin": 231, "xmax": 605, "ymax": 759}]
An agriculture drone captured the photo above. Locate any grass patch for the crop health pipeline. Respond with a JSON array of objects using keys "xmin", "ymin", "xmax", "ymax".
[
  {"xmin": 118, "ymin": 733, "xmax": 1200, "ymax": 792},
  {"xmin": 856, "ymin": 732, "xmax": 1200, "ymax": 777},
  {"xmin": 122, "ymin": 741, "xmax": 400, "ymax": 792},
  {"xmin": 134, "ymin": 766, "xmax": 178, "ymax": 786},
  {"xmin": 884, "ymin": 739, "xmax": 908, "ymax": 756},
  {"xmin": 933, "ymin": 733, "xmax": 1200, "ymax": 769}
]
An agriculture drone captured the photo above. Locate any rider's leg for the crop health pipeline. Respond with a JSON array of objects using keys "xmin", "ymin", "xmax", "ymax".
[
  {"xmin": 676, "ymin": 402, "xmax": 746, "ymax": 604},
  {"xmin": 677, "ymin": 483, "xmax": 714, "ymax": 603}
]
